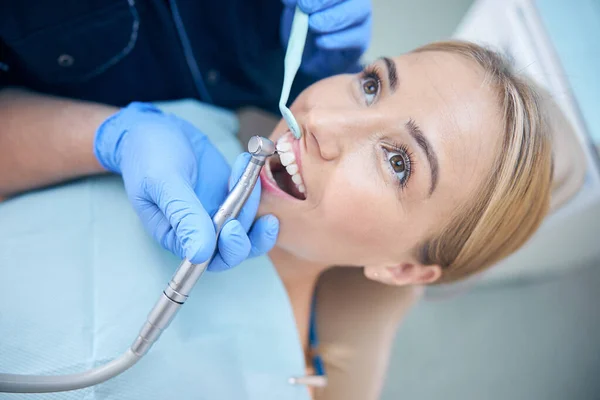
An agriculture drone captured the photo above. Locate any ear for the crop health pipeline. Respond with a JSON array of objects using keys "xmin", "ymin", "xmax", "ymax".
[{"xmin": 364, "ymin": 262, "xmax": 442, "ymax": 286}]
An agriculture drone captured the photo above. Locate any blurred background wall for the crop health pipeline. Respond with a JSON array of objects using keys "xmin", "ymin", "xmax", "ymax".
[{"xmin": 363, "ymin": 0, "xmax": 474, "ymax": 61}]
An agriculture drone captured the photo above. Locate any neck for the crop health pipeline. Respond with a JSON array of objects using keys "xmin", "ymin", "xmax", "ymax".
[{"xmin": 268, "ymin": 246, "xmax": 328, "ymax": 350}]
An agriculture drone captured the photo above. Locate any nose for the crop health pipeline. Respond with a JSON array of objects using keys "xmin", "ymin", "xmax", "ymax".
[{"xmin": 303, "ymin": 108, "xmax": 388, "ymax": 161}]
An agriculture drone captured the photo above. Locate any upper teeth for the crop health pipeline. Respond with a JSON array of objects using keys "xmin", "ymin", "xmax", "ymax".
[
  {"xmin": 276, "ymin": 136, "xmax": 305, "ymax": 194},
  {"xmin": 280, "ymin": 152, "xmax": 295, "ymax": 167}
]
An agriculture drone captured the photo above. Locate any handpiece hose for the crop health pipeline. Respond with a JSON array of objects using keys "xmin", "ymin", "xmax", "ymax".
[{"xmin": 0, "ymin": 136, "xmax": 276, "ymax": 393}]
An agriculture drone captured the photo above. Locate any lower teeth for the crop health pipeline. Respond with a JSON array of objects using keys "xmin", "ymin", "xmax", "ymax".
[
  {"xmin": 274, "ymin": 170, "xmax": 303, "ymax": 199},
  {"xmin": 268, "ymin": 153, "xmax": 305, "ymax": 199}
]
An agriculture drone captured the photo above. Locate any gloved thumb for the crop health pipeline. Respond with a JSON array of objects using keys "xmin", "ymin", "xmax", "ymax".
[
  {"xmin": 229, "ymin": 152, "xmax": 261, "ymax": 232},
  {"xmin": 145, "ymin": 177, "xmax": 217, "ymax": 264},
  {"xmin": 208, "ymin": 220, "xmax": 252, "ymax": 272}
]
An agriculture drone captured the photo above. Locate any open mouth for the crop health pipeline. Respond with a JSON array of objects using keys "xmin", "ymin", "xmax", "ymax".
[{"xmin": 264, "ymin": 135, "xmax": 307, "ymax": 201}]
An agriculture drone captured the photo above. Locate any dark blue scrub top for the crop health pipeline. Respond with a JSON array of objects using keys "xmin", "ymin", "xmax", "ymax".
[{"xmin": 0, "ymin": 0, "xmax": 324, "ymax": 114}]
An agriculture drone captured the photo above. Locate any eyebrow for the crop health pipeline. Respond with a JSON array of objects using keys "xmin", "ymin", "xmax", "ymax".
[
  {"xmin": 380, "ymin": 56, "xmax": 438, "ymax": 195},
  {"xmin": 382, "ymin": 57, "xmax": 398, "ymax": 92},
  {"xmin": 406, "ymin": 119, "xmax": 439, "ymax": 196}
]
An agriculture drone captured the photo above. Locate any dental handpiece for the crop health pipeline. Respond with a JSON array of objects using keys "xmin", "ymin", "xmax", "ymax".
[
  {"xmin": 0, "ymin": 136, "xmax": 276, "ymax": 394},
  {"xmin": 131, "ymin": 136, "xmax": 277, "ymax": 357}
]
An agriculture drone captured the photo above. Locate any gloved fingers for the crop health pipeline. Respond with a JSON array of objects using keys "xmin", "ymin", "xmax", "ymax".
[
  {"xmin": 139, "ymin": 201, "xmax": 187, "ymax": 260},
  {"xmin": 282, "ymin": 0, "xmax": 344, "ymax": 14},
  {"xmin": 228, "ymin": 152, "xmax": 262, "ymax": 232},
  {"xmin": 193, "ymin": 143, "xmax": 231, "ymax": 217},
  {"xmin": 144, "ymin": 176, "xmax": 216, "ymax": 264},
  {"xmin": 209, "ymin": 220, "xmax": 252, "ymax": 272},
  {"xmin": 248, "ymin": 215, "xmax": 280, "ymax": 258},
  {"xmin": 308, "ymin": 0, "xmax": 371, "ymax": 34},
  {"xmin": 206, "ymin": 253, "xmax": 228, "ymax": 273},
  {"xmin": 315, "ymin": 15, "xmax": 372, "ymax": 50}
]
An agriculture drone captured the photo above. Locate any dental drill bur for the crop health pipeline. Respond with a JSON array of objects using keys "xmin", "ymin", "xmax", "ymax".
[{"xmin": 0, "ymin": 136, "xmax": 277, "ymax": 394}]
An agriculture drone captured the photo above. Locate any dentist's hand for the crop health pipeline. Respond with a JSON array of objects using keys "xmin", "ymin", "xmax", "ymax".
[
  {"xmin": 280, "ymin": 0, "xmax": 372, "ymax": 77},
  {"xmin": 93, "ymin": 102, "xmax": 279, "ymax": 271}
]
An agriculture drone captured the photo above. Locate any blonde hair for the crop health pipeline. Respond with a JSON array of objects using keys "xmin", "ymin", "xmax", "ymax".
[{"xmin": 412, "ymin": 40, "xmax": 554, "ymax": 285}]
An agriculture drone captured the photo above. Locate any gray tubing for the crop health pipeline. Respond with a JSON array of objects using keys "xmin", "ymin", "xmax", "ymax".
[{"xmin": 0, "ymin": 349, "xmax": 140, "ymax": 393}]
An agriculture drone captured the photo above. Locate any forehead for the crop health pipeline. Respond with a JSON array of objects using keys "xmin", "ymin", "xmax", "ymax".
[{"xmin": 388, "ymin": 51, "xmax": 503, "ymax": 200}]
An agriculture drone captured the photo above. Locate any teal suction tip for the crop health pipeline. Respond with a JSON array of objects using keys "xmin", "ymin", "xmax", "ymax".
[
  {"xmin": 281, "ymin": 107, "xmax": 302, "ymax": 139},
  {"xmin": 279, "ymin": 6, "xmax": 309, "ymax": 139}
]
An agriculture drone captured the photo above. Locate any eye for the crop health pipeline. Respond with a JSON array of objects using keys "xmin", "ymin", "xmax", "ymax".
[
  {"xmin": 384, "ymin": 146, "xmax": 412, "ymax": 187},
  {"xmin": 360, "ymin": 69, "xmax": 381, "ymax": 105}
]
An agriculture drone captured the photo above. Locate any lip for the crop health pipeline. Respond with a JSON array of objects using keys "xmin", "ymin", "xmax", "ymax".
[{"xmin": 260, "ymin": 131, "xmax": 307, "ymax": 201}]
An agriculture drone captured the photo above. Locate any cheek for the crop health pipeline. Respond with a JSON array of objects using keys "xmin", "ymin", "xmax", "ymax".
[
  {"xmin": 321, "ymin": 176, "xmax": 381, "ymax": 240},
  {"xmin": 260, "ymin": 155, "xmax": 425, "ymax": 264},
  {"xmin": 290, "ymin": 75, "xmax": 354, "ymax": 114},
  {"xmin": 314, "ymin": 157, "xmax": 409, "ymax": 258}
]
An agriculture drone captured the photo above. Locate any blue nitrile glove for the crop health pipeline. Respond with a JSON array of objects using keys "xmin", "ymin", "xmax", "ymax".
[
  {"xmin": 94, "ymin": 102, "xmax": 279, "ymax": 271},
  {"xmin": 280, "ymin": 0, "xmax": 372, "ymax": 78}
]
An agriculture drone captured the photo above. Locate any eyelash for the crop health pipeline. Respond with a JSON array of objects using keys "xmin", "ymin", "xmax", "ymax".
[
  {"xmin": 359, "ymin": 65, "xmax": 383, "ymax": 105},
  {"xmin": 384, "ymin": 142, "xmax": 414, "ymax": 189}
]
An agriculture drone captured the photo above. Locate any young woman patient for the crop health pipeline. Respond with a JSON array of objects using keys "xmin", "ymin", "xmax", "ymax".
[{"xmin": 251, "ymin": 40, "xmax": 553, "ymax": 398}]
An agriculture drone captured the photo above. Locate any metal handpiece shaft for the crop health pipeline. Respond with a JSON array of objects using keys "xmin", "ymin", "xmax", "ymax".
[
  {"xmin": 168, "ymin": 159, "xmax": 263, "ymax": 296},
  {"xmin": 132, "ymin": 136, "xmax": 276, "ymax": 356}
]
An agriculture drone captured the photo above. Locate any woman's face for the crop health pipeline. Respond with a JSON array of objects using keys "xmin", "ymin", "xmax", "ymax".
[{"xmin": 258, "ymin": 51, "xmax": 502, "ymax": 268}]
